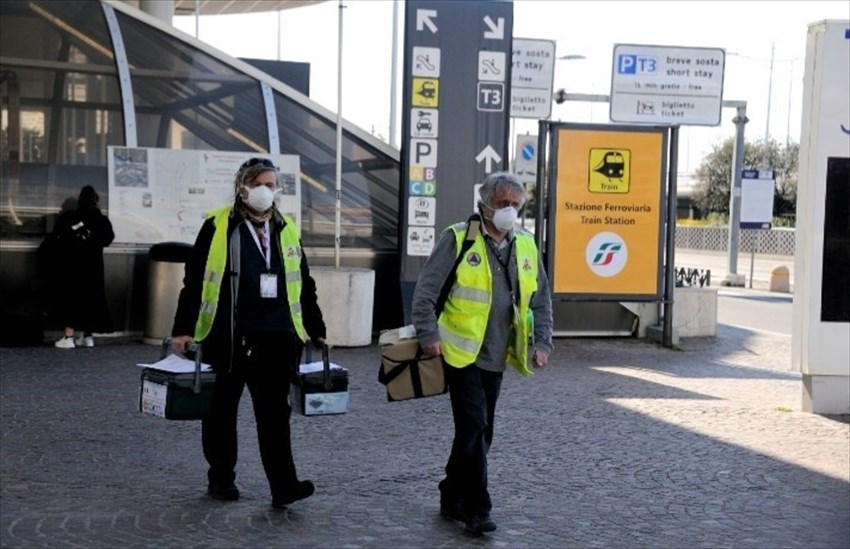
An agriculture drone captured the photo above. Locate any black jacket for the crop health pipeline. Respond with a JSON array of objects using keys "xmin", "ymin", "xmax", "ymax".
[{"xmin": 171, "ymin": 208, "xmax": 326, "ymax": 365}]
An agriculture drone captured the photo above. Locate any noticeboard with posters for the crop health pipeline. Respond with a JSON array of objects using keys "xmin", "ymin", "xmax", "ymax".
[
  {"xmin": 107, "ymin": 147, "xmax": 300, "ymax": 245},
  {"xmin": 548, "ymin": 124, "xmax": 667, "ymax": 300}
]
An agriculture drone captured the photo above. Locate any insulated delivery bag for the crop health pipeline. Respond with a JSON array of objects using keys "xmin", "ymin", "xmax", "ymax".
[{"xmin": 378, "ymin": 325, "xmax": 447, "ymax": 401}]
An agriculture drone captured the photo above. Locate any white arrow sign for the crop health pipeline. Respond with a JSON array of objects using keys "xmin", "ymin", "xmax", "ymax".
[
  {"xmin": 417, "ymin": 9, "xmax": 438, "ymax": 34},
  {"xmin": 483, "ymin": 16, "xmax": 504, "ymax": 40},
  {"xmin": 476, "ymin": 145, "xmax": 502, "ymax": 173}
]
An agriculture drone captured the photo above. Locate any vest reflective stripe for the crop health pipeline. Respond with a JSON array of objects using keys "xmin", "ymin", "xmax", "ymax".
[
  {"xmin": 438, "ymin": 223, "xmax": 539, "ymax": 376},
  {"xmin": 450, "ymin": 286, "xmax": 490, "ymax": 303},
  {"xmin": 193, "ymin": 207, "xmax": 306, "ymax": 343},
  {"xmin": 439, "ymin": 325, "xmax": 481, "ymax": 353},
  {"xmin": 285, "ymin": 270, "xmax": 302, "ymax": 284}
]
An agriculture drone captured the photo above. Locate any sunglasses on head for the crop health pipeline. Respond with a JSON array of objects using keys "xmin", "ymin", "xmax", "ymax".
[{"xmin": 239, "ymin": 157, "xmax": 277, "ymax": 171}]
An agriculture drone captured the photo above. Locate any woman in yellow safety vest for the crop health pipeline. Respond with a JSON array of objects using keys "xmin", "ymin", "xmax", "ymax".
[{"xmin": 171, "ymin": 157, "xmax": 326, "ymax": 510}]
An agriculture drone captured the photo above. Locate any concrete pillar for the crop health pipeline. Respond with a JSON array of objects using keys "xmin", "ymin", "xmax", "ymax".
[
  {"xmin": 311, "ymin": 267, "xmax": 375, "ymax": 347},
  {"xmin": 769, "ymin": 266, "xmax": 790, "ymax": 292},
  {"xmin": 673, "ymin": 287, "xmax": 718, "ymax": 337}
]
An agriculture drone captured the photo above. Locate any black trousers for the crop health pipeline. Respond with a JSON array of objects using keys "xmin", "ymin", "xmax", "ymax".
[
  {"xmin": 441, "ymin": 363, "xmax": 504, "ymax": 517},
  {"xmin": 202, "ymin": 331, "xmax": 301, "ymax": 497}
]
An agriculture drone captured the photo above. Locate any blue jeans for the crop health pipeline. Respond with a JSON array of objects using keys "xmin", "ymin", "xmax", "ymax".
[{"xmin": 441, "ymin": 363, "xmax": 503, "ymax": 517}]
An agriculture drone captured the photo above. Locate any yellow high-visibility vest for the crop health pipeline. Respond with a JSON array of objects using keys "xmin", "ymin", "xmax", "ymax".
[
  {"xmin": 194, "ymin": 206, "xmax": 306, "ymax": 342},
  {"xmin": 438, "ymin": 223, "xmax": 539, "ymax": 376}
]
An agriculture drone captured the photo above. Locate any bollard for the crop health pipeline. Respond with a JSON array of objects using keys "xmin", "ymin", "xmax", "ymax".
[{"xmin": 769, "ymin": 265, "xmax": 790, "ymax": 293}]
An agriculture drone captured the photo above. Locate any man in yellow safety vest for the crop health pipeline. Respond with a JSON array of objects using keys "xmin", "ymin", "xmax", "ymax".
[{"xmin": 411, "ymin": 171, "xmax": 554, "ymax": 535}]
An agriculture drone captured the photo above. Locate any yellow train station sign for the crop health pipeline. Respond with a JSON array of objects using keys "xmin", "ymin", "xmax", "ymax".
[{"xmin": 551, "ymin": 126, "xmax": 666, "ymax": 297}]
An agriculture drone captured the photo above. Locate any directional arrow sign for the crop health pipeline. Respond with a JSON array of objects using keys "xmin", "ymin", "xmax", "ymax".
[
  {"xmin": 476, "ymin": 145, "xmax": 502, "ymax": 173},
  {"xmin": 483, "ymin": 15, "xmax": 504, "ymax": 40},
  {"xmin": 416, "ymin": 9, "xmax": 438, "ymax": 33},
  {"xmin": 401, "ymin": 0, "xmax": 512, "ymax": 304}
]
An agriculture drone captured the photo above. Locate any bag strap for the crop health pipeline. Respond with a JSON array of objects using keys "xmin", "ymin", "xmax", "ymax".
[
  {"xmin": 378, "ymin": 346, "xmax": 425, "ymax": 385},
  {"xmin": 435, "ymin": 214, "xmax": 481, "ymax": 317}
]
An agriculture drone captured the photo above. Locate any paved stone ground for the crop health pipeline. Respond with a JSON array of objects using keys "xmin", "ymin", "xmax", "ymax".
[{"xmin": 1, "ymin": 324, "xmax": 848, "ymax": 548}]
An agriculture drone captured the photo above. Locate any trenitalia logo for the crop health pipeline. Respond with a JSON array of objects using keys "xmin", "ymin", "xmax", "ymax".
[
  {"xmin": 586, "ymin": 232, "xmax": 628, "ymax": 277},
  {"xmin": 591, "ymin": 242, "xmax": 622, "ymax": 266}
]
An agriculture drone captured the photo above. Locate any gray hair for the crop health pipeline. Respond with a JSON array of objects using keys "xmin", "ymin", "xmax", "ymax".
[{"xmin": 478, "ymin": 171, "xmax": 525, "ymax": 208}]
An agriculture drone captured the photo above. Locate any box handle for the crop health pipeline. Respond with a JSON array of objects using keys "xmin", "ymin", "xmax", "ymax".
[
  {"xmin": 304, "ymin": 343, "xmax": 333, "ymax": 391},
  {"xmin": 160, "ymin": 337, "xmax": 205, "ymax": 395}
]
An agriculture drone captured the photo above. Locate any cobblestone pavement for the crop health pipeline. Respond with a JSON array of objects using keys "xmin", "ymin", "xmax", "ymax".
[{"xmin": 1, "ymin": 324, "xmax": 848, "ymax": 548}]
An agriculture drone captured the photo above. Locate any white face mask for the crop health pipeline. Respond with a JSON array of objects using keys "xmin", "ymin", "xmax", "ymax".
[
  {"xmin": 243, "ymin": 185, "xmax": 275, "ymax": 212},
  {"xmin": 490, "ymin": 205, "xmax": 518, "ymax": 232}
]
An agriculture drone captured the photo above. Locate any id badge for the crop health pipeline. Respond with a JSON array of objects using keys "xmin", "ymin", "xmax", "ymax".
[{"xmin": 260, "ymin": 274, "xmax": 278, "ymax": 298}]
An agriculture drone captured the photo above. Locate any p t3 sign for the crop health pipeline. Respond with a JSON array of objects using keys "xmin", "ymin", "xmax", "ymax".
[
  {"xmin": 401, "ymin": 0, "xmax": 513, "ymax": 278},
  {"xmin": 610, "ymin": 44, "xmax": 725, "ymax": 126}
]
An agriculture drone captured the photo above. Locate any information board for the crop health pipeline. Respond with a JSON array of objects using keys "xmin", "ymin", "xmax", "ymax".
[
  {"xmin": 549, "ymin": 125, "xmax": 666, "ymax": 299},
  {"xmin": 740, "ymin": 169, "xmax": 775, "ymax": 229},
  {"xmin": 610, "ymin": 44, "xmax": 725, "ymax": 126},
  {"xmin": 107, "ymin": 147, "xmax": 300, "ymax": 245}
]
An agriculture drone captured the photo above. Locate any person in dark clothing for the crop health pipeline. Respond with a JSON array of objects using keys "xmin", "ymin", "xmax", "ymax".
[
  {"xmin": 170, "ymin": 157, "xmax": 326, "ymax": 509},
  {"xmin": 49, "ymin": 185, "xmax": 115, "ymax": 348}
]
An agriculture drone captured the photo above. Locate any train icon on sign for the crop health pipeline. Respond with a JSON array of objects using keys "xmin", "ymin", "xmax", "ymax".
[
  {"xmin": 617, "ymin": 54, "xmax": 657, "ymax": 75},
  {"xmin": 594, "ymin": 152, "xmax": 625, "ymax": 179}
]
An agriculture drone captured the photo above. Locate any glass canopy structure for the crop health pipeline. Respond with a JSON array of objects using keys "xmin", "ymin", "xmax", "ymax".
[
  {"xmin": 1, "ymin": 0, "xmax": 400, "ymax": 247},
  {"xmin": 0, "ymin": 0, "xmax": 402, "ymax": 331}
]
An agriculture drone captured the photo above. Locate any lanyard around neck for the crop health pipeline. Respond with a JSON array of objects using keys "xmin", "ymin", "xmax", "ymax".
[{"xmin": 247, "ymin": 220, "xmax": 271, "ymax": 271}]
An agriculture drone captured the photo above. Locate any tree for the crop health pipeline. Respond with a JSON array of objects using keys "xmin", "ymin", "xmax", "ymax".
[{"xmin": 692, "ymin": 137, "xmax": 798, "ymax": 222}]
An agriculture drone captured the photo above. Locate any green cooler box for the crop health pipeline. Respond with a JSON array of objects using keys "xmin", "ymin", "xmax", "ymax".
[
  {"xmin": 139, "ymin": 340, "xmax": 215, "ymax": 420},
  {"xmin": 291, "ymin": 344, "xmax": 349, "ymax": 416}
]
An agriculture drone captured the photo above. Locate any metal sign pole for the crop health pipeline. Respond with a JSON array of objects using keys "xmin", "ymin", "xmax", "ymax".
[
  {"xmin": 662, "ymin": 126, "xmax": 679, "ymax": 348},
  {"xmin": 725, "ymin": 106, "xmax": 749, "ymax": 282},
  {"xmin": 334, "ymin": 0, "xmax": 344, "ymax": 268},
  {"xmin": 749, "ymin": 230, "xmax": 758, "ymax": 289}
]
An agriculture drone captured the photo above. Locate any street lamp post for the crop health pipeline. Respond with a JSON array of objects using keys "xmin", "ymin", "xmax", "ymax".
[
  {"xmin": 552, "ymin": 54, "xmax": 587, "ymax": 120},
  {"xmin": 765, "ymin": 43, "xmax": 775, "ymax": 143}
]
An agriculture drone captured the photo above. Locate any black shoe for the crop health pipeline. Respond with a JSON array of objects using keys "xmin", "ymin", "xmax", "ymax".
[
  {"xmin": 207, "ymin": 483, "xmax": 240, "ymax": 501},
  {"xmin": 440, "ymin": 501, "xmax": 466, "ymax": 522},
  {"xmin": 465, "ymin": 514, "xmax": 497, "ymax": 535},
  {"xmin": 271, "ymin": 480, "xmax": 315, "ymax": 509}
]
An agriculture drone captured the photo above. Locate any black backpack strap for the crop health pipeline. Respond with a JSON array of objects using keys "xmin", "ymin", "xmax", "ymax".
[{"xmin": 435, "ymin": 214, "xmax": 481, "ymax": 317}]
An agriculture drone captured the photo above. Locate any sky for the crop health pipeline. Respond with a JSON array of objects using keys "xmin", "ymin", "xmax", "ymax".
[{"xmin": 173, "ymin": 0, "xmax": 850, "ymax": 174}]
